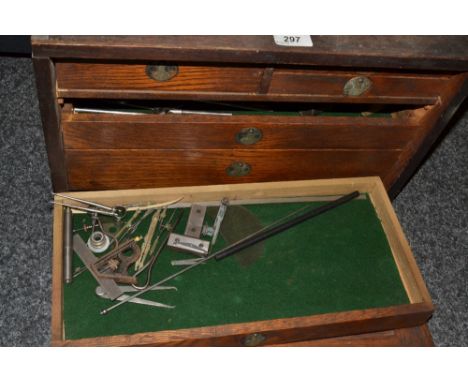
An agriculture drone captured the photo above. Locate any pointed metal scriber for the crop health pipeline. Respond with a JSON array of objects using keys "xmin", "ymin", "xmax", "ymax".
[{"xmin": 95, "ymin": 286, "xmax": 175, "ymax": 309}]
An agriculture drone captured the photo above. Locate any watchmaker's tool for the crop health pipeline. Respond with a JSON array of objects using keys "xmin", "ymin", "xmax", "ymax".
[
  {"xmin": 53, "ymin": 193, "xmax": 127, "ymax": 220},
  {"xmin": 166, "ymin": 109, "xmax": 233, "ymax": 116},
  {"xmin": 74, "ymin": 107, "xmax": 232, "ymax": 116},
  {"xmin": 202, "ymin": 198, "xmax": 228, "ymax": 246},
  {"xmin": 167, "ymin": 233, "xmax": 210, "ymax": 256},
  {"xmin": 168, "ymin": 204, "xmax": 210, "ymax": 257},
  {"xmin": 101, "ymin": 191, "xmax": 360, "ymax": 315},
  {"xmin": 92, "ymin": 237, "xmax": 142, "ymax": 284},
  {"xmin": 115, "ymin": 210, "xmax": 143, "ymax": 241},
  {"xmin": 73, "ymin": 223, "xmax": 99, "ymax": 233},
  {"xmin": 116, "ymin": 198, "xmax": 182, "ymax": 244},
  {"xmin": 73, "ymin": 234, "xmax": 123, "ymax": 300},
  {"xmin": 147, "ymin": 208, "xmax": 178, "ymax": 258},
  {"xmin": 131, "ymin": 209, "xmax": 183, "ymax": 290},
  {"xmin": 95, "ymin": 286, "xmax": 176, "ymax": 309},
  {"xmin": 63, "ymin": 207, "xmax": 73, "ymax": 284},
  {"xmin": 124, "ymin": 197, "xmax": 183, "ymax": 212},
  {"xmin": 117, "ymin": 210, "xmax": 151, "ymax": 243},
  {"xmin": 87, "ymin": 230, "xmax": 111, "ymax": 253},
  {"xmin": 135, "ymin": 208, "xmax": 163, "ymax": 271},
  {"xmin": 184, "ymin": 204, "xmax": 207, "ymax": 238},
  {"xmin": 171, "ymin": 258, "xmax": 205, "ymax": 266}
]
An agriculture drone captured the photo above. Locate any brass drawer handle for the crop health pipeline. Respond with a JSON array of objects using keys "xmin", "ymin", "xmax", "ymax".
[
  {"xmin": 226, "ymin": 161, "xmax": 251, "ymax": 177},
  {"xmin": 343, "ymin": 76, "xmax": 372, "ymax": 96},
  {"xmin": 235, "ymin": 127, "xmax": 263, "ymax": 145},
  {"xmin": 146, "ymin": 64, "xmax": 179, "ymax": 82},
  {"xmin": 242, "ymin": 333, "xmax": 267, "ymax": 346}
]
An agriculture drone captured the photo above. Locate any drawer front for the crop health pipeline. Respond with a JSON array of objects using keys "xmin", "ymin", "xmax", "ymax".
[
  {"xmin": 62, "ymin": 116, "xmax": 421, "ymax": 151},
  {"xmin": 56, "ymin": 62, "xmax": 451, "ymax": 104},
  {"xmin": 56, "ymin": 62, "xmax": 264, "ymax": 96},
  {"xmin": 272, "ymin": 325, "xmax": 433, "ymax": 346},
  {"xmin": 268, "ymin": 70, "xmax": 450, "ymax": 104},
  {"xmin": 65, "ymin": 149, "xmax": 401, "ymax": 190}
]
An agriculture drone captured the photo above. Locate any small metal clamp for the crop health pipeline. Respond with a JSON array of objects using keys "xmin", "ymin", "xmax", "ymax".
[{"xmin": 202, "ymin": 198, "xmax": 229, "ymax": 246}]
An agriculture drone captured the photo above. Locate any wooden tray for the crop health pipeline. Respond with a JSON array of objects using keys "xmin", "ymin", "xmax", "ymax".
[{"xmin": 51, "ymin": 177, "xmax": 433, "ymax": 346}]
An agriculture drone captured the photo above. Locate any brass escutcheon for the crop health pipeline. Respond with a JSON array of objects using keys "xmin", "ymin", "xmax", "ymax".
[
  {"xmin": 235, "ymin": 127, "xmax": 263, "ymax": 145},
  {"xmin": 146, "ymin": 64, "xmax": 179, "ymax": 82},
  {"xmin": 242, "ymin": 333, "xmax": 267, "ymax": 346},
  {"xmin": 226, "ymin": 161, "xmax": 251, "ymax": 177},
  {"xmin": 343, "ymin": 76, "xmax": 372, "ymax": 96}
]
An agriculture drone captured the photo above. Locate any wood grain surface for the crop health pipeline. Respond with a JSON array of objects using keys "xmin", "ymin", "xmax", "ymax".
[
  {"xmin": 54, "ymin": 302, "xmax": 433, "ymax": 346},
  {"xmin": 272, "ymin": 324, "xmax": 433, "ymax": 346},
  {"xmin": 56, "ymin": 62, "xmax": 450, "ymax": 104},
  {"xmin": 56, "ymin": 63, "xmax": 263, "ymax": 94},
  {"xmin": 33, "ymin": 58, "xmax": 68, "ymax": 191},
  {"xmin": 33, "ymin": 36, "xmax": 468, "ymax": 71},
  {"xmin": 62, "ymin": 116, "xmax": 422, "ymax": 150},
  {"xmin": 388, "ymin": 73, "xmax": 468, "ymax": 197},
  {"xmin": 269, "ymin": 69, "xmax": 450, "ymax": 104},
  {"xmin": 65, "ymin": 149, "xmax": 402, "ymax": 190}
]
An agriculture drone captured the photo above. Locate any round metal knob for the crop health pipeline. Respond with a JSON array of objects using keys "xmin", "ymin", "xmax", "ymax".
[
  {"xmin": 226, "ymin": 161, "xmax": 251, "ymax": 177},
  {"xmin": 146, "ymin": 65, "xmax": 179, "ymax": 82},
  {"xmin": 343, "ymin": 76, "xmax": 372, "ymax": 96},
  {"xmin": 235, "ymin": 127, "xmax": 263, "ymax": 145},
  {"xmin": 242, "ymin": 333, "xmax": 267, "ymax": 346}
]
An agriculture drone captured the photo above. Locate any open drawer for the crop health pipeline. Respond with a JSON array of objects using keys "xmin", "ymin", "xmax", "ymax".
[{"xmin": 51, "ymin": 177, "xmax": 433, "ymax": 346}]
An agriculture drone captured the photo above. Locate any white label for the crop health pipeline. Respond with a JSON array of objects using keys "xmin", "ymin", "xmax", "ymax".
[{"xmin": 273, "ymin": 35, "xmax": 313, "ymax": 47}]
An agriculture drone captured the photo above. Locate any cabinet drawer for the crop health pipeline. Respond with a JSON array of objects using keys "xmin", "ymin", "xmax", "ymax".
[
  {"xmin": 55, "ymin": 62, "xmax": 452, "ymax": 105},
  {"xmin": 272, "ymin": 325, "xmax": 433, "ymax": 346},
  {"xmin": 56, "ymin": 62, "xmax": 264, "ymax": 98},
  {"xmin": 65, "ymin": 149, "xmax": 402, "ymax": 190},
  {"xmin": 268, "ymin": 69, "xmax": 451, "ymax": 104},
  {"xmin": 62, "ymin": 113, "xmax": 422, "ymax": 151},
  {"xmin": 51, "ymin": 177, "xmax": 433, "ymax": 346}
]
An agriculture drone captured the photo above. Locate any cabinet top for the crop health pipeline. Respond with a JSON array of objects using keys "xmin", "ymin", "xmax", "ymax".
[{"xmin": 32, "ymin": 35, "xmax": 468, "ymax": 71}]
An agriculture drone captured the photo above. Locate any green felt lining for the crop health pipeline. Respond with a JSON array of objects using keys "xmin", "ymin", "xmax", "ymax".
[{"xmin": 63, "ymin": 196, "xmax": 409, "ymax": 340}]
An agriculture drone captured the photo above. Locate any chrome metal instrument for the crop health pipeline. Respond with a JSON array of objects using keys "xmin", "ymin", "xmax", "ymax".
[
  {"xmin": 87, "ymin": 230, "xmax": 111, "ymax": 253},
  {"xmin": 95, "ymin": 286, "xmax": 176, "ymax": 309},
  {"xmin": 73, "ymin": 234, "xmax": 123, "ymax": 300},
  {"xmin": 203, "ymin": 197, "xmax": 229, "ymax": 246},
  {"xmin": 53, "ymin": 193, "xmax": 127, "ymax": 220},
  {"xmin": 167, "ymin": 233, "xmax": 210, "ymax": 256},
  {"xmin": 171, "ymin": 258, "xmax": 205, "ymax": 266},
  {"xmin": 184, "ymin": 204, "xmax": 207, "ymax": 238}
]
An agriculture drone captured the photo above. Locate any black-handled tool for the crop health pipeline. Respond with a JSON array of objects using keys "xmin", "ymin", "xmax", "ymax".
[{"xmin": 214, "ymin": 191, "xmax": 360, "ymax": 261}]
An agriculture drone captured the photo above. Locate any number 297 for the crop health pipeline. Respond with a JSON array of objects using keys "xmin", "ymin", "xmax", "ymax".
[{"xmin": 284, "ymin": 36, "xmax": 301, "ymax": 43}]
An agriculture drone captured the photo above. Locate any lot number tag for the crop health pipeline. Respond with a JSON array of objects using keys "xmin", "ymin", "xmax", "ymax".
[{"xmin": 273, "ymin": 35, "xmax": 313, "ymax": 47}]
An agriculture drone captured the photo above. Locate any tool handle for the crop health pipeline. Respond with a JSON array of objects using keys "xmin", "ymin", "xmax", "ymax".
[{"xmin": 214, "ymin": 191, "xmax": 360, "ymax": 261}]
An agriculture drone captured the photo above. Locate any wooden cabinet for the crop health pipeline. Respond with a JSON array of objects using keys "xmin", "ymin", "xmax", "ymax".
[
  {"xmin": 32, "ymin": 36, "xmax": 468, "ymax": 198},
  {"xmin": 33, "ymin": 36, "xmax": 468, "ymax": 198},
  {"xmin": 32, "ymin": 36, "xmax": 468, "ymax": 346}
]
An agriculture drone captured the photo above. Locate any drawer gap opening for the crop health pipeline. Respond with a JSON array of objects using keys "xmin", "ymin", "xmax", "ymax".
[{"xmin": 64, "ymin": 99, "xmax": 431, "ymax": 120}]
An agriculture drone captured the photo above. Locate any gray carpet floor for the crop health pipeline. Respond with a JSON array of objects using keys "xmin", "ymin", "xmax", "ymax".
[{"xmin": 0, "ymin": 56, "xmax": 466, "ymax": 346}]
